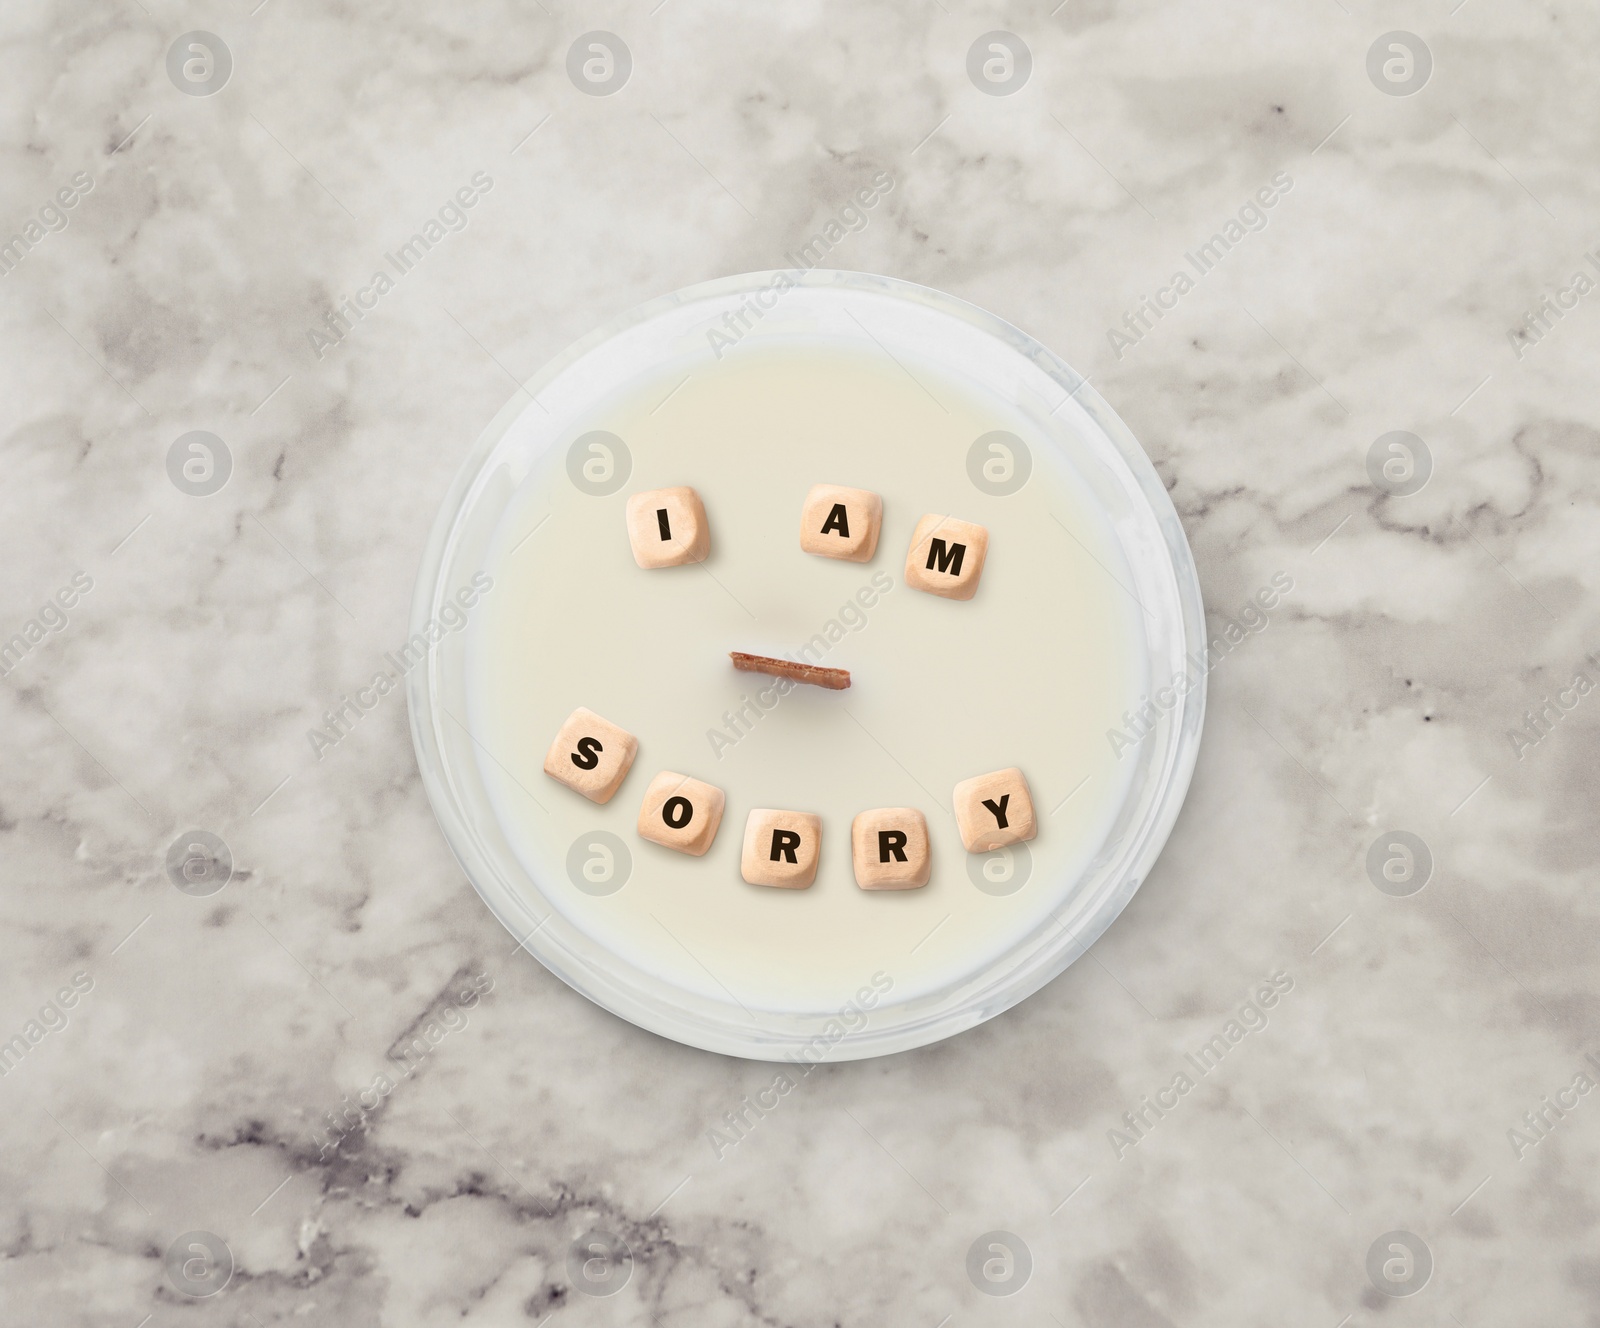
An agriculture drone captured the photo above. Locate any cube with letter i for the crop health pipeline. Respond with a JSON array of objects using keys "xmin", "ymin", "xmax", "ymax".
[{"xmin": 626, "ymin": 486, "xmax": 710, "ymax": 568}]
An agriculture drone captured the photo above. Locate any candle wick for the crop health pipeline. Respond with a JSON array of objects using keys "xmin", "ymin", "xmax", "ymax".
[{"xmin": 729, "ymin": 652, "xmax": 851, "ymax": 691}]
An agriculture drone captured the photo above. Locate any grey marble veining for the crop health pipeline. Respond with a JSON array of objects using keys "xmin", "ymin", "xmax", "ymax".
[{"xmin": 2, "ymin": 2, "xmax": 1598, "ymax": 1324}]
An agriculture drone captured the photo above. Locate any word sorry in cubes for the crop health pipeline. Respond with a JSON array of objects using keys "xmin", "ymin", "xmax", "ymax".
[{"xmin": 543, "ymin": 707, "xmax": 1038, "ymax": 891}]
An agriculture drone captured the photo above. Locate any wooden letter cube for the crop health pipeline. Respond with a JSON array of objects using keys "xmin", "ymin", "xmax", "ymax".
[
  {"xmin": 740, "ymin": 809, "xmax": 822, "ymax": 889},
  {"xmin": 799, "ymin": 483, "xmax": 883, "ymax": 562},
  {"xmin": 637, "ymin": 770, "xmax": 726, "ymax": 855},
  {"xmin": 626, "ymin": 486, "xmax": 710, "ymax": 568},
  {"xmin": 952, "ymin": 767, "xmax": 1037, "ymax": 852},
  {"xmin": 850, "ymin": 808, "xmax": 931, "ymax": 890},
  {"xmin": 904, "ymin": 514, "xmax": 989, "ymax": 600},
  {"xmin": 541, "ymin": 707, "xmax": 638, "ymax": 804}
]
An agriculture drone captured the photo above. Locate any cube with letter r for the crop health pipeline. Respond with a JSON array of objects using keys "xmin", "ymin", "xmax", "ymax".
[
  {"xmin": 850, "ymin": 807, "xmax": 931, "ymax": 890},
  {"xmin": 741, "ymin": 809, "xmax": 823, "ymax": 888}
]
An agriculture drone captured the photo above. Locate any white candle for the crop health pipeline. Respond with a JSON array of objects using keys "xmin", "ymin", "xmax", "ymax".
[
  {"xmin": 472, "ymin": 349, "xmax": 1133, "ymax": 1001},
  {"xmin": 417, "ymin": 273, "xmax": 1204, "ymax": 1057}
]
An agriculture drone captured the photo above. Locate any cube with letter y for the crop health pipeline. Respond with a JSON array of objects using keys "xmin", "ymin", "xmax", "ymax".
[
  {"xmin": 904, "ymin": 514, "xmax": 988, "ymax": 600},
  {"xmin": 542, "ymin": 706, "xmax": 638, "ymax": 804},
  {"xmin": 952, "ymin": 767, "xmax": 1037, "ymax": 852}
]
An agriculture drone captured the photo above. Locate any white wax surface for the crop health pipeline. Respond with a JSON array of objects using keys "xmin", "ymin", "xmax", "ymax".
[{"xmin": 466, "ymin": 343, "xmax": 1144, "ymax": 1014}]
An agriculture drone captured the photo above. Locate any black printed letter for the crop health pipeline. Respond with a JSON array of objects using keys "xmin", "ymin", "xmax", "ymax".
[
  {"xmin": 878, "ymin": 830, "xmax": 908, "ymax": 863},
  {"xmin": 926, "ymin": 539, "xmax": 965, "ymax": 576},
  {"xmin": 981, "ymin": 794, "xmax": 1010, "ymax": 828},
  {"xmin": 770, "ymin": 829, "xmax": 801, "ymax": 863},
  {"xmin": 570, "ymin": 736, "xmax": 603, "ymax": 770},
  {"xmin": 820, "ymin": 503, "xmax": 850, "ymax": 538},
  {"xmin": 656, "ymin": 508, "xmax": 671, "ymax": 541},
  {"xmin": 663, "ymin": 796, "xmax": 692, "ymax": 829}
]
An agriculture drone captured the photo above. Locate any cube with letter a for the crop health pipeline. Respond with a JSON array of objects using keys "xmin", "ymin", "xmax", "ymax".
[{"xmin": 800, "ymin": 484, "xmax": 883, "ymax": 562}]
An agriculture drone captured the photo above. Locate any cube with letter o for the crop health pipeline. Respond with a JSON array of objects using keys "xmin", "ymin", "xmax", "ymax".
[{"xmin": 637, "ymin": 770, "xmax": 726, "ymax": 855}]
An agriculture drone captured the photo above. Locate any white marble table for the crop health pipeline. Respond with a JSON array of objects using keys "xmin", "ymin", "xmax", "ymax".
[{"xmin": 2, "ymin": 3, "xmax": 1596, "ymax": 1323}]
